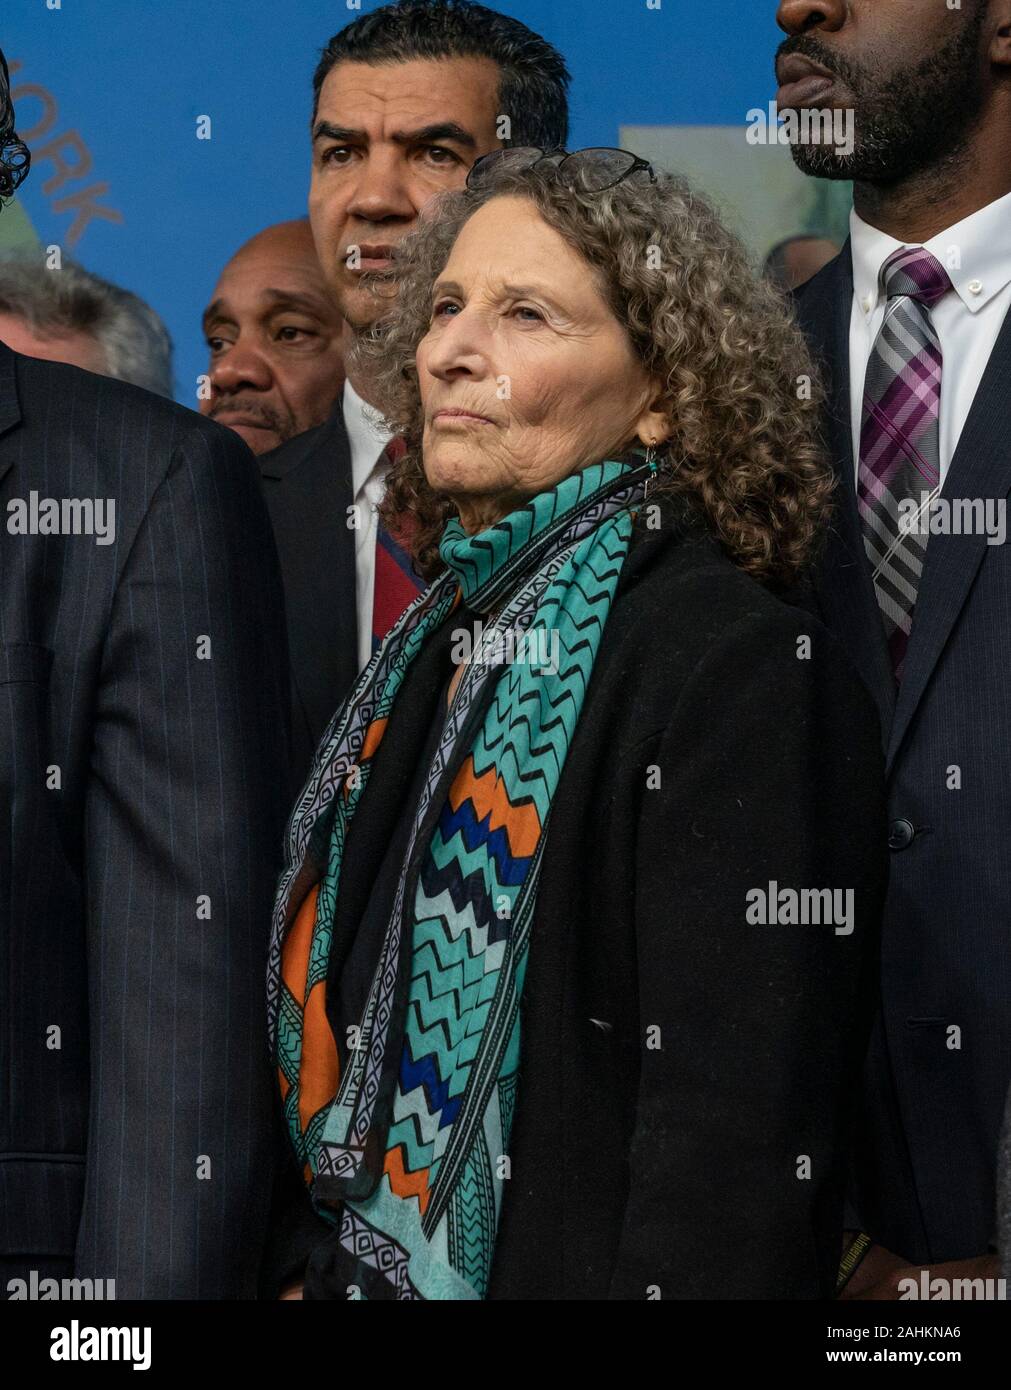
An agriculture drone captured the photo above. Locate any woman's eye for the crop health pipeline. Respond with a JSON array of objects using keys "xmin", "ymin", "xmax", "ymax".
[
  {"xmin": 432, "ymin": 300, "xmax": 460, "ymax": 319},
  {"xmin": 513, "ymin": 305, "xmax": 544, "ymax": 322}
]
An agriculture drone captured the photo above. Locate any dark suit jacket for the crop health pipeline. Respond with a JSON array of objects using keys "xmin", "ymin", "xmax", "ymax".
[
  {"xmin": 258, "ymin": 402, "xmax": 358, "ymax": 797},
  {"xmin": 0, "ymin": 341, "xmax": 290, "ymax": 1298},
  {"xmin": 270, "ymin": 495, "xmax": 888, "ymax": 1299},
  {"xmin": 794, "ymin": 247, "xmax": 1011, "ymax": 1263}
]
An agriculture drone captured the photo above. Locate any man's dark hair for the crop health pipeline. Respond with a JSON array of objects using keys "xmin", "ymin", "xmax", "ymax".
[
  {"xmin": 312, "ymin": 0, "xmax": 570, "ymax": 149},
  {"xmin": 0, "ymin": 47, "xmax": 30, "ymax": 202}
]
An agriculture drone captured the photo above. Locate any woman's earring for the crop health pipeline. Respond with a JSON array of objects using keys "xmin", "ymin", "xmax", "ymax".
[{"xmin": 643, "ymin": 439, "xmax": 659, "ymax": 497}]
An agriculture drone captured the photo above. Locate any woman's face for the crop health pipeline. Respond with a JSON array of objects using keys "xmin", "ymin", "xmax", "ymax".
[{"xmin": 416, "ymin": 195, "xmax": 665, "ymax": 533}]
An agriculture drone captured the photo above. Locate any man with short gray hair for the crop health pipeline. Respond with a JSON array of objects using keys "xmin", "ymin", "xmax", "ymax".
[{"xmin": 0, "ymin": 254, "xmax": 173, "ymax": 397}]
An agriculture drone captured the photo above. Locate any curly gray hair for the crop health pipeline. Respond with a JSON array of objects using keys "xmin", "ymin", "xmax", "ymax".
[{"xmin": 355, "ymin": 160, "xmax": 833, "ymax": 586}]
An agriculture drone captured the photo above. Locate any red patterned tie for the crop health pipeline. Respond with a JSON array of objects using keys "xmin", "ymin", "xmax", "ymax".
[{"xmin": 371, "ymin": 437, "xmax": 424, "ymax": 652}]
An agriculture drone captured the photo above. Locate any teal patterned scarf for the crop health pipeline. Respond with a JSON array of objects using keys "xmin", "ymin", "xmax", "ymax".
[{"xmin": 267, "ymin": 453, "xmax": 653, "ymax": 1298}]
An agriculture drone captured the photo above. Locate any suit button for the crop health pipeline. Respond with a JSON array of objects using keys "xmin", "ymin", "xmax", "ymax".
[{"xmin": 888, "ymin": 818, "xmax": 915, "ymax": 850}]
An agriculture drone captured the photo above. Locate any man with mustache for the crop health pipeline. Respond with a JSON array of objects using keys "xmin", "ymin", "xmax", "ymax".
[
  {"xmin": 200, "ymin": 219, "xmax": 346, "ymax": 455},
  {"xmin": 257, "ymin": 0, "xmax": 570, "ymax": 794},
  {"xmin": 775, "ymin": 0, "xmax": 1011, "ymax": 1297}
]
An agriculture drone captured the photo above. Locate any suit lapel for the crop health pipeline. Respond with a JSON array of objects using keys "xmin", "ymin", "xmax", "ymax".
[
  {"xmin": 259, "ymin": 399, "xmax": 359, "ymax": 747},
  {"xmin": 0, "ymin": 340, "xmax": 23, "ymax": 486},
  {"xmin": 887, "ymin": 303, "xmax": 1011, "ymax": 769},
  {"xmin": 797, "ymin": 247, "xmax": 896, "ymax": 738}
]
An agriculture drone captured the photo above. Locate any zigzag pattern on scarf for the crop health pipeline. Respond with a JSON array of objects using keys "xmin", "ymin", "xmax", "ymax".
[
  {"xmin": 371, "ymin": 529, "xmax": 633, "ymax": 1226},
  {"xmin": 269, "ymin": 455, "xmax": 653, "ymax": 1297},
  {"xmin": 383, "ymin": 902, "xmax": 499, "ymax": 1184}
]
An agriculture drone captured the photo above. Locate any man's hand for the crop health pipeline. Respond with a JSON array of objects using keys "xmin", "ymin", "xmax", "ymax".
[
  {"xmin": 840, "ymin": 1237, "xmax": 1000, "ymax": 1300},
  {"xmin": 279, "ymin": 1280, "xmax": 305, "ymax": 1300}
]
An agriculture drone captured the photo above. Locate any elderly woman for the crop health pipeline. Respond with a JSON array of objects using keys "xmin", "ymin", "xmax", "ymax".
[{"xmin": 267, "ymin": 148, "xmax": 886, "ymax": 1301}]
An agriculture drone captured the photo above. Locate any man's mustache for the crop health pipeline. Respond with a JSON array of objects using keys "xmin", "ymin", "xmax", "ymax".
[{"xmin": 209, "ymin": 397, "xmax": 287, "ymax": 432}]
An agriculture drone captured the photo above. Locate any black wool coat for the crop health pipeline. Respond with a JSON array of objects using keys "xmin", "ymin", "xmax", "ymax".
[{"xmin": 268, "ymin": 493, "xmax": 888, "ymax": 1300}]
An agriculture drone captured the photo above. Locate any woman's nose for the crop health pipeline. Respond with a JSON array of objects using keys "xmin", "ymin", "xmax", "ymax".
[{"xmin": 424, "ymin": 309, "xmax": 490, "ymax": 380}]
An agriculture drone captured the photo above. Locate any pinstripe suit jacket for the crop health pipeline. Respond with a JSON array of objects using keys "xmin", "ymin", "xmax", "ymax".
[{"xmin": 0, "ymin": 341, "xmax": 290, "ymax": 1297}]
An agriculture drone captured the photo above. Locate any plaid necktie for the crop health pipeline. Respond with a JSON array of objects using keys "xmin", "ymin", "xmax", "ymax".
[
  {"xmin": 371, "ymin": 436, "xmax": 424, "ymax": 653},
  {"xmin": 858, "ymin": 245, "xmax": 952, "ymax": 680}
]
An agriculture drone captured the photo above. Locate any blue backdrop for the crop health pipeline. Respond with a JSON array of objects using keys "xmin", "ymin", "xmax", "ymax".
[{"xmin": 2, "ymin": 1, "xmax": 794, "ymax": 402}]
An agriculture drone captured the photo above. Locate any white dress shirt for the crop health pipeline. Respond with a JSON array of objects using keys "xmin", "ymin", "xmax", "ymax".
[
  {"xmin": 342, "ymin": 377, "xmax": 394, "ymax": 671},
  {"xmin": 848, "ymin": 189, "xmax": 1011, "ymax": 484}
]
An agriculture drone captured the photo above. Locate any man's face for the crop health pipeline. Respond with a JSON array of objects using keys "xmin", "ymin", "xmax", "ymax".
[
  {"xmin": 775, "ymin": 0, "xmax": 991, "ymax": 181},
  {"xmin": 201, "ymin": 221, "xmax": 346, "ymax": 454},
  {"xmin": 0, "ymin": 313, "xmax": 108, "ymax": 374},
  {"xmin": 309, "ymin": 57, "xmax": 504, "ymax": 330}
]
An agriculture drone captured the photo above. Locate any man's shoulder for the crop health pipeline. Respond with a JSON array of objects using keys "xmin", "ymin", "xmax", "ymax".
[
  {"xmin": 258, "ymin": 402, "xmax": 349, "ymax": 482},
  {"xmin": 7, "ymin": 351, "xmax": 254, "ymax": 492},
  {"xmin": 13, "ymin": 349, "xmax": 184, "ymax": 427},
  {"xmin": 9, "ymin": 351, "xmax": 236, "ymax": 443},
  {"xmin": 791, "ymin": 244, "xmax": 850, "ymax": 320}
]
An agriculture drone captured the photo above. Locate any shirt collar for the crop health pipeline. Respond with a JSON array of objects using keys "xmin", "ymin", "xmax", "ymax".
[
  {"xmin": 850, "ymin": 187, "xmax": 1011, "ymax": 319},
  {"xmin": 342, "ymin": 376, "xmax": 394, "ymax": 499}
]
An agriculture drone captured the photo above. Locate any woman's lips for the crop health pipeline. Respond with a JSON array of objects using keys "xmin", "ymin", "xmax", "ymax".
[
  {"xmin": 432, "ymin": 409, "xmax": 493, "ymax": 425},
  {"xmin": 776, "ymin": 74, "xmax": 836, "ymax": 110}
]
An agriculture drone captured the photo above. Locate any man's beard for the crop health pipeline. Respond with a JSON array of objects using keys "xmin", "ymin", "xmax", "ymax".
[{"xmin": 780, "ymin": 15, "xmax": 988, "ymax": 183}]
